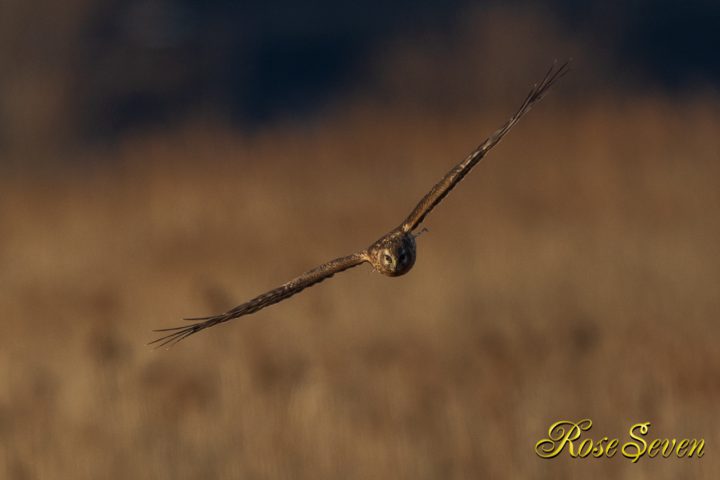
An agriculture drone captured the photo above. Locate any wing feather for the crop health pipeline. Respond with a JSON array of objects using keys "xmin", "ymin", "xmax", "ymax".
[
  {"xmin": 401, "ymin": 60, "xmax": 570, "ymax": 233},
  {"xmin": 150, "ymin": 252, "xmax": 367, "ymax": 347}
]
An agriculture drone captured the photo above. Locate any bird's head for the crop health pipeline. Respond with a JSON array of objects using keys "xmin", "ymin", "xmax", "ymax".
[{"xmin": 368, "ymin": 231, "xmax": 417, "ymax": 277}]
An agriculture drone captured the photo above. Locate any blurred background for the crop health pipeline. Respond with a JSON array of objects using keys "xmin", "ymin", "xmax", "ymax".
[{"xmin": 1, "ymin": 0, "xmax": 719, "ymax": 478}]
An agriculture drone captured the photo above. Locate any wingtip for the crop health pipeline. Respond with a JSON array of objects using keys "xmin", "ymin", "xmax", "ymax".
[{"xmin": 148, "ymin": 328, "xmax": 195, "ymax": 349}]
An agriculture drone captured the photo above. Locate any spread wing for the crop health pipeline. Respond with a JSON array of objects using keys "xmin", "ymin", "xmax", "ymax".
[
  {"xmin": 401, "ymin": 61, "xmax": 570, "ymax": 233},
  {"xmin": 150, "ymin": 252, "xmax": 368, "ymax": 347}
]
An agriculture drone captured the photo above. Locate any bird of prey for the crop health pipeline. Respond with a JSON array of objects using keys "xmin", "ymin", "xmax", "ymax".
[{"xmin": 151, "ymin": 61, "xmax": 569, "ymax": 347}]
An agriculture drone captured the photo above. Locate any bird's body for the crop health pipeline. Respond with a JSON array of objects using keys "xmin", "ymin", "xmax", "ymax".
[
  {"xmin": 367, "ymin": 228, "xmax": 417, "ymax": 277},
  {"xmin": 151, "ymin": 61, "xmax": 569, "ymax": 348}
]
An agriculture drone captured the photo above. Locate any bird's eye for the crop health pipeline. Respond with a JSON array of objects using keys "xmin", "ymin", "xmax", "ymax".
[{"xmin": 383, "ymin": 254, "xmax": 393, "ymax": 264}]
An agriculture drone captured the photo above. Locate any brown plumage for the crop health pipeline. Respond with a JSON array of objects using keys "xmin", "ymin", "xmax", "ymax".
[{"xmin": 150, "ymin": 61, "xmax": 569, "ymax": 348}]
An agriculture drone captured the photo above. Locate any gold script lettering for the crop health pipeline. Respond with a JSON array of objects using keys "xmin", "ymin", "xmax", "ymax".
[
  {"xmin": 535, "ymin": 419, "xmax": 593, "ymax": 458},
  {"xmin": 622, "ymin": 422, "xmax": 650, "ymax": 463}
]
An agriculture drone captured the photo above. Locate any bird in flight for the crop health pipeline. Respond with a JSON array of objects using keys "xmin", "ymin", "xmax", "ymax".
[{"xmin": 151, "ymin": 61, "xmax": 569, "ymax": 348}]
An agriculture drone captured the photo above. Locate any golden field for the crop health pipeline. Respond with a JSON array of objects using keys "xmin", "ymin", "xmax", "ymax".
[{"xmin": 0, "ymin": 88, "xmax": 719, "ymax": 479}]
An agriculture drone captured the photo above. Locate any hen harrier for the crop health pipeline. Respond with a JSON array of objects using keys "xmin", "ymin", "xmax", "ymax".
[{"xmin": 151, "ymin": 61, "xmax": 569, "ymax": 347}]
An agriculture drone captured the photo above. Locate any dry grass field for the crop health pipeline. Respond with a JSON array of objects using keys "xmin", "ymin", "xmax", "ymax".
[{"xmin": 1, "ymin": 91, "xmax": 719, "ymax": 478}]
